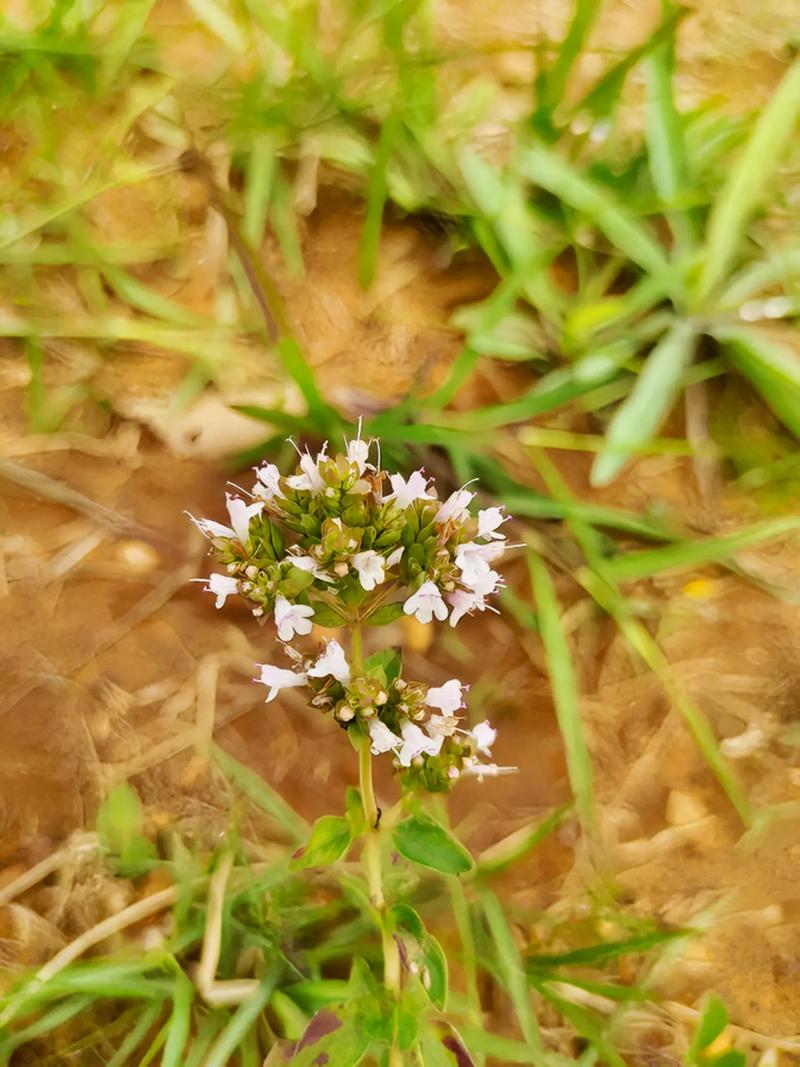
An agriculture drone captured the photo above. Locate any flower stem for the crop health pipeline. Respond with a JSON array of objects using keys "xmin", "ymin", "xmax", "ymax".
[{"xmin": 352, "ymin": 624, "xmax": 401, "ymax": 1059}]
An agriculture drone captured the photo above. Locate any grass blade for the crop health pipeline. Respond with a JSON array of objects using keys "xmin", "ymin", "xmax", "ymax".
[
  {"xmin": 477, "ymin": 804, "xmax": 572, "ymax": 875},
  {"xmin": 578, "ymin": 567, "xmax": 753, "ymax": 826},
  {"xmin": 713, "ymin": 326, "xmax": 800, "ymax": 437},
  {"xmin": 644, "ymin": 6, "xmax": 694, "ymax": 248},
  {"xmin": 527, "ymin": 928, "xmax": 687, "ymax": 968},
  {"xmin": 518, "ymin": 143, "xmax": 671, "ymax": 281},
  {"xmin": 106, "ymin": 1002, "xmax": 165, "ymax": 1067},
  {"xmin": 536, "ymin": 986, "xmax": 625, "ymax": 1067},
  {"xmin": 719, "ymin": 249, "xmax": 800, "ymax": 307},
  {"xmin": 204, "ymin": 962, "xmax": 282, "ymax": 1067},
  {"xmin": 480, "ymin": 890, "xmax": 544, "ymax": 1063},
  {"xmin": 359, "ymin": 113, "xmax": 397, "ymax": 287},
  {"xmin": 535, "ymin": 0, "xmax": 603, "ymax": 130},
  {"xmin": 161, "ymin": 973, "xmax": 194, "ymax": 1067},
  {"xmin": 696, "ymin": 58, "xmax": 800, "ymax": 301},
  {"xmin": 528, "ymin": 553, "xmax": 594, "ymax": 831},
  {"xmin": 242, "ymin": 136, "xmax": 276, "ymax": 248},
  {"xmin": 603, "ymin": 515, "xmax": 800, "ymax": 582},
  {"xmin": 532, "ymin": 452, "xmax": 753, "ymax": 828},
  {"xmin": 211, "ymin": 743, "xmax": 309, "ymax": 843},
  {"xmin": 591, "ymin": 322, "xmax": 695, "ymax": 486},
  {"xmin": 573, "ymin": 5, "xmax": 689, "ymax": 122}
]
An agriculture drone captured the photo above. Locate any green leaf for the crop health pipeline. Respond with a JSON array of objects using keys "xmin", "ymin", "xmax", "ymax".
[
  {"xmin": 574, "ymin": 5, "xmax": 688, "ymax": 123},
  {"xmin": 204, "ymin": 963, "xmax": 282, "ymax": 1067},
  {"xmin": 95, "ymin": 782, "xmax": 156, "ymax": 877},
  {"xmin": 537, "ymin": 985, "xmax": 625, "ymax": 1067},
  {"xmin": 311, "ymin": 602, "xmax": 347, "ymax": 627},
  {"xmin": 591, "ymin": 321, "xmax": 696, "ymax": 486},
  {"xmin": 602, "ymin": 515, "xmax": 800, "ymax": 583},
  {"xmin": 274, "ymin": 336, "xmax": 340, "ymax": 438},
  {"xmin": 210, "ymin": 743, "xmax": 308, "ymax": 843},
  {"xmin": 161, "ymin": 973, "xmax": 193, "ymax": 1067},
  {"xmin": 389, "ymin": 904, "xmax": 448, "ymax": 1010},
  {"xmin": 644, "ymin": 8, "xmax": 694, "ymax": 248},
  {"xmin": 518, "ymin": 142, "xmax": 671, "ymax": 282},
  {"xmin": 290, "ymin": 1009, "xmax": 371, "ymax": 1067},
  {"xmin": 528, "ymin": 552, "xmax": 593, "ymax": 830},
  {"xmin": 363, "ymin": 647, "xmax": 402, "ymax": 683},
  {"xmin": 690, "ymin": 996, "xmax": 729, "ymax": 1059},
  {"xmin": 392, "ymin": 814, "xmax": 474, "ymax": 875},
  {"xmin": 359, "ymin": 113, "xmax": 398, "ymax": 287},
  {"xmin": 291, "ymin": 815, "xmax": 352, "ymax": 869},
  {"xmin": 714, "ymin": 326, "xmax": 800, "ymax": 437},
  {"xmin": 697, "ymin": 58, "xmax": 800, "ymax": 301},
  {"xmin": 364, "ymin": 601, "xmax": 404, "ymax": 626},
  {"xmin": 527, "ymin": 928, "xmax": 688, "ymax": 968},
  {"xmin": 96, "ymin": 782, "xmax": 143, "ymax": 850},
  {"xmin": 533, "ymin": 0, "xmax": 602, "ymax": 132},
  {"xmin": 481, "ymin": 890, "xmax": 544, "ymax": 1060}
]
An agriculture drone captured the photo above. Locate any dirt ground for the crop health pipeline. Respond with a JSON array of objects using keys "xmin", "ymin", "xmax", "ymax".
[{"xmin": 2, "ymin": 0, "xmax": 800, "ymax": 1057}]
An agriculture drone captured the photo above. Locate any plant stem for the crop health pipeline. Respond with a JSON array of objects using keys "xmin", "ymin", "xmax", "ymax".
[{"xmin": 351, "ymin": 622, "xmax": 402, "ymax": 1062}]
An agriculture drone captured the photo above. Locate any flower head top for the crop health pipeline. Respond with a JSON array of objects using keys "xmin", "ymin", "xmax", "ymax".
[{"xmin": 189, "ymin": 432, "xmax": 511, "ymax": 635}]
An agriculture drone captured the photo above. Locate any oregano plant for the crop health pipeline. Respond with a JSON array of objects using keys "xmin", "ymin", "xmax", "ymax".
[{"xmin": 190, "ymin": 427, "xmax": 515, "ymax": 1063}]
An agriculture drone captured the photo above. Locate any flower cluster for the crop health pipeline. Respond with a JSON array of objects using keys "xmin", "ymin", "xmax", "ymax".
[
  {"xmin": 255, "ymin": 642, "xmax": 514, "ymax": 790},
  {"xmin": 190, "ymin": 431, "xmax": 515, "ymax": 790},
  {"xmin": 189, "ymin": 432, "xmax": 509, "ymax": 630}
]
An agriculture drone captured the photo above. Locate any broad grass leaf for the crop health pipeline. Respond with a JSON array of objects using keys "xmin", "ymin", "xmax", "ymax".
[
  {"xmin": 392, "ymin": 814, "xmax": 474, "ymax": 875},
  {"xmin": 714, "ymin": 326, "xmax": 800, "ymax": 437},
  {"xmin": 591, "ymin": 321, "xmax": 696, "ymax": 486},
  {"xmin": 697, "ymin": 59, "xmax": 800, "ymax": 301},
  {"xmin": 518, "ymin": 143, "xmax": 671, "ymax": 281}
]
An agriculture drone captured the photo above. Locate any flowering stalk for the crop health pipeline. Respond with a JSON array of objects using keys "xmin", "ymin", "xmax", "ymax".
[{"xmin": 190, "ymin": 427, "xmax": 516, "ymax": 1056}]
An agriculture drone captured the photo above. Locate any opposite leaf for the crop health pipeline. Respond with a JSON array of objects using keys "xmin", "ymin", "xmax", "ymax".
[
  {"xmin": 392, "ymin": 814, "xmax": 474, "ymax": 876},
  {"xmin": 291, "ymin": 815, "xmax": 351, "ymax": 869}
]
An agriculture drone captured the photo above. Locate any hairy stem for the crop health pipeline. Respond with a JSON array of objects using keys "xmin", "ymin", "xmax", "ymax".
[{"xmin": 352, "ymin": 623, "xmax": 402, "ymax": 1060}]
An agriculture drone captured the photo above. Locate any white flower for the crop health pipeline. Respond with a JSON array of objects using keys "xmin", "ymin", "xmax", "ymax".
[
  {"xmin": 461, "ymin": 761, "xmax": 517, "ymax": 781},
  {"xmin": 425, "ymin": 679, "xmax": 465, "ymax": 716},
  {"xmin": 470, "ymin": 720, "xmax": 497, "ymax": 755},
  {"xmin": 352, "ymin": 550, "xmax": 386, "ymax": 591},
  {"xmin": 188, "ymin": 514, "xmax": 237, "ymax": 540},
  {"xmin": 426, "ymin": 714, "xmax": 460, "ymax": 739},
  {"xmin": 253, "ymin": 462, "xmax": 283, "ymax": 501},
  {"xmin": 346, "ymin": 436, "xmax": 371, "ymax": 476},
  {"xmin": 386, "ymin": 546, "xmax": 404, "ymax": 567},
  {"xmin": 435, "ymin": 488, "xmax": 474, "ymax": 525},
  {"xmin": 225, "ymin": 494, "xmax": 264, "ymax": 544},
  {"xmin": 274, "ymin": 595, "xmax": 315, "ymax": 642},
  {"xmin": 308, "ymin": 639, "xmax": 350, "ymax": 684},
  {"xmin": 455, "ymin": 541, "xmax": 504, "ymax": 585},
  {"xmin": 254, "ymin": 663, "xmax": 308, "ymax": 702},
  {"xmin": 478, "ymin": 507, "xmax": 508, "ymax": 541},
  {"xmin": 403, "ymin": 580, "xmax": 448, "ymax": 624},
  {"xmin": 204, "ymin": 573, "xmax": 239, "ymax": 609},
  {"xmin": 385, "ymin": 471, "xmax": 433, "ymax": 509},
  {"xmin": 369, "ymin": 719, "xmax": 402, "ymax": 755},
  {"xmin": 288, "ymin": 555, "xmax": 334, "ymax": 582},
  {"xmin": 447, "ymin": 572, "xmax": 503, "ymax": 627},
  {"xmin": 286, "ymin": 446, "xmax": 327, "ymax": 492},
  {"xmin": 398, "ymin": 721, "xmax": 444, "ymax": 767}
]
